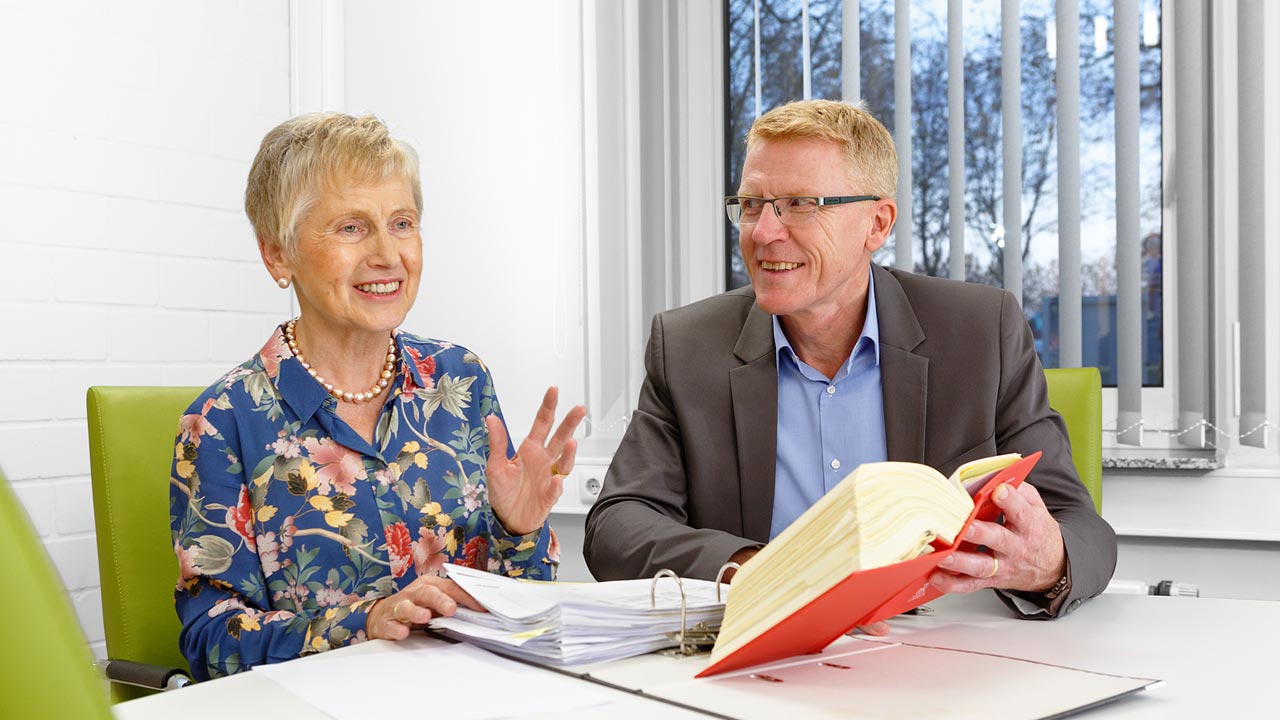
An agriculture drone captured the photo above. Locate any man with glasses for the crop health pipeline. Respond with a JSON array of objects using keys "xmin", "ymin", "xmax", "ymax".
[{"xmin": 584, "ymin": 99, "xmax": 1115, "ymax": 623}]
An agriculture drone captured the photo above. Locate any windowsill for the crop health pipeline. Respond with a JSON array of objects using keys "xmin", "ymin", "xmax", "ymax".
[
  {"xmin": 1102, "ymin": 465, "xmax": 1280, "ymax": 542},
  {"xmin": 1103, "ymin": 454, "xmax": 1224, "ymax": 471}
]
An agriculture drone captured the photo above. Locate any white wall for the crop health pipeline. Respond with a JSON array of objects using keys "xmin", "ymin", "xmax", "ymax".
[
  {"xmin": 340, "ymin": 0, "xmax": 592, "ymax": 574},
  {"xmin": 0, "ymin": 1, "xmax": 293, "ymax": 655},
  {"xmin": 342, "ymin": 0, "xmax": 587, "ymax": 441},
  {"xmin": 0, "ymin": 0, "xmax": 593, "ymax": 654}
]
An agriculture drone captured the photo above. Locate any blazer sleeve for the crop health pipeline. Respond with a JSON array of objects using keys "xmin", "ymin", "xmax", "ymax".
[
  {"xmin": 584, "ymin": 313, "xmax": 759, "ymax": 581},
  {"xmin": 990, "ymin": 291, "xmax": 1118, "ymax": 618}
]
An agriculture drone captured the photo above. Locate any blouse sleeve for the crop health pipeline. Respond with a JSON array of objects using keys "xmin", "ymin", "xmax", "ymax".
[{"xmin": 169, "ymin": 394, "xmax": 373, "ymax": 680}]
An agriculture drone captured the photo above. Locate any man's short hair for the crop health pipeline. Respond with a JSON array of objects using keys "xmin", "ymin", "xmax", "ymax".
[
  {"xmin": 746, "ymin": 99, "xmax": 897, "ymax": 198},
  {"xmin": 245, "ymin": 112, "xmax": 422, "ymax": 258}
]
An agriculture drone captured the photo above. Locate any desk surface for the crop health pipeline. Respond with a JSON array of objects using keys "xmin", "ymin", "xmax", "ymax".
[{"xmin": 113, "ymin": 592, "xmax": 1278, "ymax": 720}]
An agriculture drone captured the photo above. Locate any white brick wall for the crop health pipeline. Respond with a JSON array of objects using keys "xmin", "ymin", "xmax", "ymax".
[
  {"xmin": 0, "ymin": 0, "xmax": 292, "ymax": 659},
  {"xmin": 1, "ymin": 0, "xmax": 597, "ymax": 667}
]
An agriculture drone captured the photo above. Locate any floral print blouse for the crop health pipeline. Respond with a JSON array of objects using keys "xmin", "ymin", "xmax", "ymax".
[{"xmin": 170, "ymin": 326, "xmax": 558, "ymax": 680}]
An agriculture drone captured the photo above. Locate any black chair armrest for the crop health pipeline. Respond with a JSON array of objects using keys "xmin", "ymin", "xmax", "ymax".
[{"xmin": 100, "ymin": 659, "xmax": 191, "ymax": 691}]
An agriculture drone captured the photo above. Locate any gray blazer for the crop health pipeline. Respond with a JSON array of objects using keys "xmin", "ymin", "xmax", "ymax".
[{"xmin": 584, "ymin": 264, "xmax": 1117, "ymax": 617}]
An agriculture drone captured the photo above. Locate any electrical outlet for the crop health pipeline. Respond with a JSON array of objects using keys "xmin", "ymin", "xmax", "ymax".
[{"xmin": 579, "ymin": 474, "xmax": 602, "ymax": 504}]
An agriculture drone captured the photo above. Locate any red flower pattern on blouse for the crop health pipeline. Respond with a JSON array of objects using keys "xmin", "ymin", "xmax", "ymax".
[
  {"xmin": 401, "ymin": 346, "xmax": 437, "ymax": 394},
  {"xmin": 226, "ymin": 484, "xmax": 257, "ymax": 553},
  {"xmin": 461, "ymin": 536, "xmax": 489, "ymax": 570},
  {"xmin": 385, "ymin": 522, "xmax": 413, "ymax": 579},
  {"xmin": 413, "ymin": 527, "xmax": 449, "ymax": 577}
]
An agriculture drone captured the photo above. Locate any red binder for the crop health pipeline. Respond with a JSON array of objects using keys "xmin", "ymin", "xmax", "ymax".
[{"xmin": 697, "ymin": 452, "xmax": 1041, "ymax": 678}]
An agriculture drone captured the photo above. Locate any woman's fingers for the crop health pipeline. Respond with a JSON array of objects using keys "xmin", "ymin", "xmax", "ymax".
[
  {"xmin": 525, "ymin": 387, "xmax": 560, "ymax": 447},
  {"xmin": 370, "ymin": 577, "xmax": 483, "ymax": 641},
  {"xmin": 434, "ymin": 578, "xmax": 484, "ymax": 612},
  {"xmin": 368, "ymin": 597, "xmax": 413, "ymax": 640},
  {"xmin": 546, "ymin": 405, "xmax": 587, "ymax": 462},
  {"xmin": 485, "ymin": 415, "xmax": 510, "ymax": 465},
  {"xmin": 555, "ymin": 438, "xmax": 579, "ymax": 476}
]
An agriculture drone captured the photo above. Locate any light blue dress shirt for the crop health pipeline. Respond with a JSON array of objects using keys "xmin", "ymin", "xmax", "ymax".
[{"xmin": 769, "ymin": 270, "xmax": 888, "ymax": 539}]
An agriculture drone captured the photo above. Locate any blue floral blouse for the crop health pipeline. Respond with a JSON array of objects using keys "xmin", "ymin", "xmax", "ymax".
[{"xmin": 169, "ymin": 326, "xmax": 558, "ymax": 680}]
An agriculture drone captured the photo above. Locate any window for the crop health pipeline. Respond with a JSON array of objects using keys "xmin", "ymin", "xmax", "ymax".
[
  {"xmin": 720, "ymin": 0, "xmax": 1280, "ymax": 462},
  {"xmin": 726, "ymin": 0, "xmax": 1164, "ymax": 388}
]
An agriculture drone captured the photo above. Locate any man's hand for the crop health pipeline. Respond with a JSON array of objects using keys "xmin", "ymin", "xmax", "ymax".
[{"xmin": 929, "ymin": 481, "xmax": 1067, "ymax": 594}]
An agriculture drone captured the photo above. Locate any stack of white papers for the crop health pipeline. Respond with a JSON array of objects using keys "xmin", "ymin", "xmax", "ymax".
[{"xmin": 431, "ymin": 563, "xmax": 726, "ymax": 666}]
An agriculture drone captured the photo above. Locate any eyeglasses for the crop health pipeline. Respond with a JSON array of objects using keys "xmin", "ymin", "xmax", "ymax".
[{"xmin": 724, "ymin": 195, "xmax": 881, "ymax": 226}]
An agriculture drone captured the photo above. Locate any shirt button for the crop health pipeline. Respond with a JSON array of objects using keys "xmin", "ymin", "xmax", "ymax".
[
  {"xmin": 826, "ymin": 385, "xmax": 836, "ymax": 395},
  {"xmin": 831, "ymin": 458, "xmax": 841, "ymax": 470}
]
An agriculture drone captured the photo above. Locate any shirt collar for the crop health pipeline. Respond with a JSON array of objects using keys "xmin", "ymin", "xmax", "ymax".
[
  {"xmin": 772, "ymin": 264, "xmax": 881, "ymax": 371},
  {"xmin": 262, "ymin": 325, "xmax": 330, "ymax": 424}
]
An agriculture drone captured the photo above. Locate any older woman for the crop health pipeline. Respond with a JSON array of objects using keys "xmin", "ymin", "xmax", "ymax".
[{"xmin": 169, "ymin": 113, "xmax": 585, "ymax": 680}]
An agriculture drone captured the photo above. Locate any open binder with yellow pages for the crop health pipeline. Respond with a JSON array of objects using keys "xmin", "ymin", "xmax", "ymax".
[{"xmin": 700, "ymin": 452, "xmax": 1041, "ymax": 678}]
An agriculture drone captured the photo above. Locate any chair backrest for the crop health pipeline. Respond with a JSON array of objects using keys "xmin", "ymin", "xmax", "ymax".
[
  {"xmin": 0, "ymin": 467, "xmax": 114, "ymax": 719},
  {"xmin": 87, "ymin": 386, "xmax": 203, "ymax": 703},
  {"xmin": 1043, "ymin": 368, "xmax": 1103, "ymax": 513}
]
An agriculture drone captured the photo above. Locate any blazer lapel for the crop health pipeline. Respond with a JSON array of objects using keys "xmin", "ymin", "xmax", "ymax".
[
  {"xmin": 729, "ymin": 301, "xmax": 777, "ymax": 543},
  {"xmin": 872, "ymin": 265, "xmax": 929, "ymax": 462}
]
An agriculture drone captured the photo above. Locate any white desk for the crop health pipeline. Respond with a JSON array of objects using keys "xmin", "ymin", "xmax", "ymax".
[{"xmin": 113, "ymin": 592, "xmax": 1277, "ymax": 720}]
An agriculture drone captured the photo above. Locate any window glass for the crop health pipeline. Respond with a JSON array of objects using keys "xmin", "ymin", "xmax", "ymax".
[{"xmin": 724, "ymin": 0, "xmax": 1164, "ymax": 387}]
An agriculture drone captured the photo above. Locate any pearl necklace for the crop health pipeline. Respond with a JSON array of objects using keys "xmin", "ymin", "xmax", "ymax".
[{"xmin": 284, "ymin": 319, "xmax": 397, "ymax": 404}]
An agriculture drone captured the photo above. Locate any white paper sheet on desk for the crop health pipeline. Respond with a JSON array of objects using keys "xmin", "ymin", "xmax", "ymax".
[{"xmin": 253, "ymin": 641, "xmax": 613, "ymax": 720}]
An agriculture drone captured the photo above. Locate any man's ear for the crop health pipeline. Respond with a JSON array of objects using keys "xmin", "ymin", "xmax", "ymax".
[{"xmin": 865, "ymin": 199, "xmax": 897, "ymax": 253}]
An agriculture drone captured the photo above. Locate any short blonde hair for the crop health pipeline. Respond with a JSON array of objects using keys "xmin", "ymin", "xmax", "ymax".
[
  {"xmin": 245, "ymin": 113, "xmax": 422, "ymax": 256},
  {"xmin": 746, "ymin": 99, "xmax": 897, "ymax": 198}
]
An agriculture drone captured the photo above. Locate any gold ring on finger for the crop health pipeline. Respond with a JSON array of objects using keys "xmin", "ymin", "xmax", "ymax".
[
  {"xmin": 987, "ymin": 557, "xmax": 999, "ymax": 578},
  {"xmin": 393, "ymin": 599, "xmax": 411, "ymax": 624}
]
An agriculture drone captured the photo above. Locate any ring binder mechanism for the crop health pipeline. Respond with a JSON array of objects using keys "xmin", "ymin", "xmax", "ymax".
[
  {"xmin": 714, "ymin": 562, "xmax": 740, "ymax": 602},
  {"xmin": 650, "ymin": 569, "xmax": 723, "ymax": 656}
]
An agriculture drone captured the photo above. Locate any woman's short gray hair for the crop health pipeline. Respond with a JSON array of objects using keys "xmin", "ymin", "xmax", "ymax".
[{"xmin": 245, "ymin": 113, "xmax": 422, "ymax": 257}]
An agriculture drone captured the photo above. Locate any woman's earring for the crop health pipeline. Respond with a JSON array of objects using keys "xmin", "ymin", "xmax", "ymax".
[{"xmin": 277, "ymin": 277, "xmax": 291, "ymax": 289}]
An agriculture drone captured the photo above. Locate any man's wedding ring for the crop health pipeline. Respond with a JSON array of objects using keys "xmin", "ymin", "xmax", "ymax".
[
  {"xmin": 551, "ymin": 462, "xmax": 561, "ymax": 476},
  {"xmin": 987, "ymin": 557, "xmax": 999, "ymax": 578}
]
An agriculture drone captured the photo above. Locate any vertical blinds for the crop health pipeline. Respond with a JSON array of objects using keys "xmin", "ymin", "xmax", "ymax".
[
  {"xmin": 1174, "ymin": 1, "xmax": 1210, "ymax": 448},
  {"xmin": 894, "ymin": 0, "xmax": 914, "ymax": 270},
  {"xmin": 1114, "ymin": 0, "xmax": 1142, "ymax": 445},
  {"xmin": 1001, "ymin": 0, "xmax": 1022, "ymax": 300},
  {"xmin": 747, "ymin": 1, "xmax": 1271, "ymax": 451},
  {"xmin": 1055, "ymin": 0, "xmax": 1083, "ymax": 372},
  {"xmin": 1236, "ymin": 0, "xmax": 1269, "ymax": 448},
  {"xmin": 947, "ymin": 0, "xmax": 965, "ymax": 282}
]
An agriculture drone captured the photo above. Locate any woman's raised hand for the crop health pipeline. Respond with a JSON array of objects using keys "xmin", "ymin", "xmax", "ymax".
[
  {"xmin": 365, "ymin": 575, "xmax": 482, "ymax": 641},
  {"xmin": 484, "ymin": 387, "xmax": 587, "ymax": 536}
]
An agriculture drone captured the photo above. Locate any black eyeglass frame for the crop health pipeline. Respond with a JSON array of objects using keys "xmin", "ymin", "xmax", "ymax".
[{"xmin": 724, "ymin": 195, "xmax": 882, "ymax": 224}]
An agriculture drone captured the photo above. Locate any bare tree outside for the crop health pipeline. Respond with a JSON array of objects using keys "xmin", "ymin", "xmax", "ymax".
[{"xmin": 724, "ymin": 0, "xmax": 1164, "ymax": 386}]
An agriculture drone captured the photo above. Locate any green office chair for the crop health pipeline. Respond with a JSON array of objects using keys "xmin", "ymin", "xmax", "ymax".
[
  {"xmin": 87, "ymin": 386, "xmax": 203, "ymax": 702},
  {"xmin": 1043, "ymin": 368, "xmax": 1103, "ymax": 514},
  {"xmin": 0, "ymin": 467, "xmax": 114, "ymax": 719}
]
